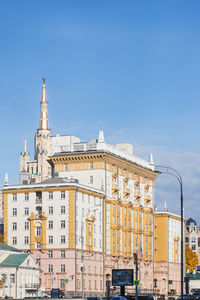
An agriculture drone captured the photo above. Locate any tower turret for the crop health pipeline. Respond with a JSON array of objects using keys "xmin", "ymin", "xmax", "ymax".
[{"xmin": 40, "ymin": 78, "xmax": 49, "ymax": 131}]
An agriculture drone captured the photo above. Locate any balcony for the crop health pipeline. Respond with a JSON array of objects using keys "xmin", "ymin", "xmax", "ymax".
[
  {"xmin": 134, "ymin": 192, "xmax": 141, "ymax": 200},
  {"xmin": 123, "ymin": 187, "xmax": 130, "ymax": 197},
  {"xmin": 144, "ymin": 195, "xmax": 151, "ymax": 204},
  {"xmin": 112, "ymin": 184, "xmax": 119, "ymax": 194},
  {"xmin": 35, "ymin": 197, "xmax": 42, "ymax": 204},
  {"xmin": 25, "ymin": 283, "xmax": 40, "ymax": 290}
]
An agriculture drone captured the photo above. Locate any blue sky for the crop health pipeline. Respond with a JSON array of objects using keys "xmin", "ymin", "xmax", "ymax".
[{"xmin": 1, "ymin": 0, "xmax": 200, "ymax": 221}]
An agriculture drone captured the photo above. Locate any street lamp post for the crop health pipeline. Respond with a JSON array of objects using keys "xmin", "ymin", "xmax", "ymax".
[{"xmin": 153, "ymin": 165, "xmax": 184, "ymax": 300}]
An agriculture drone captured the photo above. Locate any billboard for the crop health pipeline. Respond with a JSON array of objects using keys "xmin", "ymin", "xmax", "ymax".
[{"xmin": 112, "ymin": 269, "xmax": 134, "ymax": 286}]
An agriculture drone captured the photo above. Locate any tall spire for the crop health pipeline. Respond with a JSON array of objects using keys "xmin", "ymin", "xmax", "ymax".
[
  {"xmin": 40, "ymin": 78, "xmax": 49, "ymax": 130},
  {"xmin": 24, "ymin": 138, "xmax": 27, "ymax": 153}
]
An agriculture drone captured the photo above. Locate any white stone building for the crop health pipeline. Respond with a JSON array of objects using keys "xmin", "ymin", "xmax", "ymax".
[{"xmin": 0, "ymin": 242, "xmax": 40, "ymax": 299}]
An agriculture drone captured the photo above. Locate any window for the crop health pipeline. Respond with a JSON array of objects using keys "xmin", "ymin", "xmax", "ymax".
[
  {"xmin": 94, "ymin": 266, "xmax": 96, "ymax": 274},
  {"xmin": 185, "ymin": 237, "xmax": 189, "ymax": 243},
  {"xmin": 61, "ymin": 250, "xmax": 65, "ymax": 258},
  {"xmin": 89, "ymin": 279, "xmax": 91, "ymax": 290},
  {"xmin": 13, "ymin": 236, "xmax": 17, "ymax": 245},
  {"xmin": 24, "ymin": 207, "xmax": 29, "ymax": 215},
  {"xmin": 49, "ymin": 236, "xmax": 53, "ymax": 244},
  {"xmin": 61, "ymin": 264, "xmax": 65, "ymax": 272},
  {"xmin": 191, "ymin": 227, "xmax": 195, "ymax": 232},
  {"xmin": 49, "ymin": 192, "xmax": 53, "ymax": 200},
  {"xmin": 49, "ymin": 206, "xmax": 53, "ymax": 215},
  {"xmin": 95, "ymin": 280, "xmax": 97, "ymax": 290},
  {"xmin": 48, "ymin": 250, "xmax": 53, "ymax": 258},
  {"xmin": 61, "ymin": 220, "xmax": 65, "ymax": 228},
  {"xmin": 89, "ymin": 176, "xmax": 93, "ymax": 184},
  {"xmin": 37, "ymin": 242, "xmax": 41, "ymax": 249},
  {"xmin": 60, "ymin": 279, "xmax": 65, "ymax": 289},
  {"xmin": 25, "ymin": 221, "xmax": 29, "ymax": 230},
  {"xmin": 10, "ymin": 274, "xmax": 15, "ymax": 284},
  {"xmin": 90, "ymin": 162, "xmax": 93, "ymax": 169},
  {"xmin": 192, "ymin": 245, "xmax": 196, "ymax": 251},
  {"xmin": 13, "ymin": 222, "xmax": 17, "ymax": 230},
  {"xmin": 192, "ymin": 237, "xmax": 196, "ymax": 243},
  {"xmin": 13, "ymin": 194, "xmax": 17, "ymax": 201},
  {"xmin": 24, "ymin": 236, "xmax": 29, "ymax": 244},
  {"xmin": 25, "ymin": 193, "xmax": 29, "ymax": 201},
  {"xmin": 65, "ymin": 164, "xmax": 68, "ymax": 171},
  {"xmin": 61, "ymin": 191, "xmax": 65, "ymax": 199},
  {"xmin": 48, "ymin": 264, "xmax": 53, "ymax": 273},
  {"xmin": 36, "ymin": 227, "xmax": 42, "ymax": 236},
  {"xmin": 61, "ymin": 206, "xmax": 65, "ymax": 214},
  {"xmin": 61, "ymin": 235, "xmax": 65, "ymax": 244},
  {"xmin": 48, "ymin": 221, "xmax": 53, "ymax": 229},
  {"xmin": 113, "ymin": 229, "xmax": 115, "ymax": 237},
  {"xmin": 13, "ymin": 208, "xmax": 17, "ymax": 216},
  {"xmin": 1, "ymin": 274, "xmax": 7, "ymax": 283}
]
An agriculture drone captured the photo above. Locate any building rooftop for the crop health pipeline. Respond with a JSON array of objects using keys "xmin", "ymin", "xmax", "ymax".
[
  {"xmin": 0, "ymin": 242, "xmax": 21, "ymax": 253},
  {"xmin": 0, "ymin": 253, "xmax": 29, "ymax": 267}
]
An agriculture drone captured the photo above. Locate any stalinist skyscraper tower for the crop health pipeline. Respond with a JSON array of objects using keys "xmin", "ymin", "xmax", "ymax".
[{"xmin": 20, "ymin": 78, "xmax": 52, "ymax": 183}]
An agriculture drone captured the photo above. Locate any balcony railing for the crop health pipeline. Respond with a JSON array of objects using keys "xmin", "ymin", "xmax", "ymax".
[
  {"xmin": 25, "ymin": 283, "xmax": 40, "ymax": 289},
  {"xmin": 35, "ymin": 198, "xmax": 42, "ymax": 204}
]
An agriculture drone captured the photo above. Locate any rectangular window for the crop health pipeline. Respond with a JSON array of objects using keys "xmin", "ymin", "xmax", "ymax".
[
  {"xmin": 95, "ymin": 280, "xmax": 97, "ymax": 290},
  {"xmin": 49, "ymin": 192, "xmax": 53, "ymax": 200},
  {"xmin": 60, "ymin": 279, "xmax": 65, "ymax": 289},
  {"xmin": 89, "ymin": 279, "xmax": 91, "ymax": 290},
  {"xmin": 61, "ymin": 264, "xmax": 65, "ymax": 272},
  {"xmin": 49, "ymin": 206, "xmax": 53, "ymax": 215},
  {"xmin": 61, "ymin": 191, "xmax": 65, "ymax": 199},
  {"xmin": 49, "ymin": 236, "xmax": 53, "ymax": 244},
  {"xmin": 37, "ymin": 242, "xmax": 41, "ymax": 249},
  {"xmin": 24, "ymin": 236, "xmax": 29, "ymax": 244},
  {"xmin": 13, "ymin": 208, "xmax": 17, "ymax": 216},
  {"xmin": 90, "ymin": 162, "xmax": 93, "ymax": 169},
  {"xmin": 192, "ymin": 245, "xmax": 196, "ymax": 251},
  {"xmin": 61, "ymin": 206, "xmax": 65, "ymax": 214},
  {"xmin": 89, "ymin": 176, "xmax": 93, "ymax": 184},
  {"xmin": 61, "ymin": 220, "xmax": 65, "ymax": 228},
  {"xmin": 10, "ymin": 274, "xmax": 15, "ymax": 284},
  {"xmin": 48, "ymin": 221, "xmax": 53, "ymax": 229},
  {"xmin": 48, "ymin": 250, "xmax": 53, "ymax": 258},
  {"xmin": 24, "ymin": 207, "xmax": 29, "ymax": 215},
  {"xmin": 13, "ymin": 236, "xmax": 17, "ymax": 245},
  {"xmin": 25, "ymin": 221, "xmax": 29, "ymax": 230},
  {"xmin": 61, "ymin": 235, "xmax": 65, "ymax": 244},
  {"xmin": 13, "ymin": 194, "xmax": 17, "ymax": 201},
  {"xmin": 65, "ymin": 164, "xmax": 68, "ymax": 171},
  {"xmin": 61, "ymin": 250, "xmax": 65, "ymax": 258},
  {"xmin": 13, "ymin": 222, "xmax": 17, "ymax": 230},
  {"xmin": 48, "ymin": 264, "xmax": 53, "ymax": 273},
  {"xmin": 25, "ymin": 193, "xmax": 29, "ymax": 201},
  {"xmin": 36, "ymin": 227, "xmax": 42, "ymax": 236}
]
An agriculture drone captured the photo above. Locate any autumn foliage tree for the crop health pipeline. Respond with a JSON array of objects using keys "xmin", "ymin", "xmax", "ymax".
[{"xmin": 185, "ymin": 245, "xmax": 198, "ymax": 272}]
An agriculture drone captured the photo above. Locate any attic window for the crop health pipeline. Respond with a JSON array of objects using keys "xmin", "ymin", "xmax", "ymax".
[{"xmin": 27, "ymin": 259, "xmax": 30, "ymax": 266}]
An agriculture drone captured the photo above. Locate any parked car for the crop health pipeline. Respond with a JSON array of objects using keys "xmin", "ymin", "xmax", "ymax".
[
  {"xmin": 86, "ymin": 297, "xmax": 101, "ymax": 300},
  {"xmin": 177, "ymin": 294, "xmax": 191, "ymax": 300},
  {"xmin": 111, "ymin": 296, "xmax": 127, "ymax": 300}
]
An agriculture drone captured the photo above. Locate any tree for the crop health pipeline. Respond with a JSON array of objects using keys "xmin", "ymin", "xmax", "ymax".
[{"xmin": 185, "ymin": 245, "xmax": 198, "ymax": 272}]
